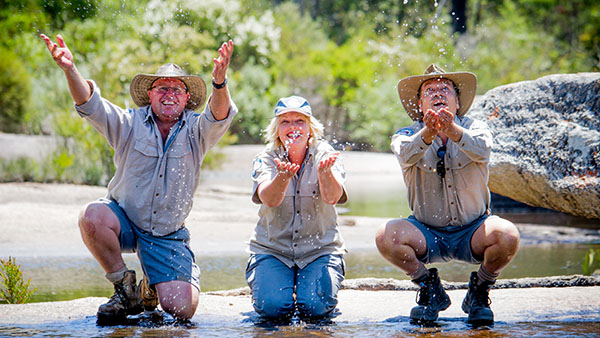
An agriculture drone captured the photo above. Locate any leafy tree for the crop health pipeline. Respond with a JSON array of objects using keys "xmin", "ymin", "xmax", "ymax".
[{"xmin": 0, "ymin": 49, "xmax": 31, "ymax": 133}]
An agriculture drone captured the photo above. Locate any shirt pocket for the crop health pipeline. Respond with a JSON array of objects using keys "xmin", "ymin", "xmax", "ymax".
[
  {"xmin": 130, "ymin": 140, "xmax": 159, "ymax": 178},
  {"xmin": 165, "ymin": 142, "xmax": 193, "ymax": 183},
  {"xmin": 417, "ymin": 149, "xmax": 440, "ymax": 175},
  {"xmin": 448, "ymin": 151, "xmax": 475, "ymax": 189},
  {"xmin": 298, "ymin": 176, "xmax": 321, "ymax": 236}
]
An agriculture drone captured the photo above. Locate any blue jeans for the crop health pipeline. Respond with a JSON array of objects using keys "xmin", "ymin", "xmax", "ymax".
[{"xmin": 245, "ymin": 254, "xmax": 345, "ymax": 319}]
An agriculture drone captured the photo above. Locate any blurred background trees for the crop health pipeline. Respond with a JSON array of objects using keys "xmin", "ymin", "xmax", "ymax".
[{"xmin": 0, "ymin": 0, "xmax": 598, "ymax": 184}]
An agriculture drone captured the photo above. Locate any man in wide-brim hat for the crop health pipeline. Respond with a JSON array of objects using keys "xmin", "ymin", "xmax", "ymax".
[
  {"xmin": 375, "ymin": 64, "xmax": 520, "ymax": 326},
  {"xmin": 41, "ymin": 33, "xmax": 238, "ymax": 323}
]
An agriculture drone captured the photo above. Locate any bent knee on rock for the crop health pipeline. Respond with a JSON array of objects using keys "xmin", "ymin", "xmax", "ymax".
[
  {"xmin": 297, "ymin": 298, "xmax": 336, "ymax": 318},
  {"xmin": 159, "ymin": 294, "xmax": 198, "ymax": 319},
  {"xmin": 254, "ymin": 296, "xmax": 295, "ymax": 318}
]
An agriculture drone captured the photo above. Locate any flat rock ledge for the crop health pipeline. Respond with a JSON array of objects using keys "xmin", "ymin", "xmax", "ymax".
[
  {"xmin": 209, "ymin": 275, "xmax": 600, "ymax": 296},
  {"xmin": 2, "ymin": 276, "xmax": 599, "ymax": 326}
]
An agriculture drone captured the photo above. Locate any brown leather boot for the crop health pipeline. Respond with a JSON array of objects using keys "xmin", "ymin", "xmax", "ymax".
[
  {"xmin": 97, "ymin": 270, "xmax": 143, "ymax": 323},
  {"xmin": 140, "ymin": 275, "xmax": 159, "ymax": 311}
]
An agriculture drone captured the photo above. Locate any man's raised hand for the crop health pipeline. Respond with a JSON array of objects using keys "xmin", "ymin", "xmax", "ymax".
[
  {"xmin": 212, "ymin": 40, "xmax": 234, "ymax": 84},
  {"xmin": 40, "ymin": 34, "xmax": 74, "ymax": 71}
]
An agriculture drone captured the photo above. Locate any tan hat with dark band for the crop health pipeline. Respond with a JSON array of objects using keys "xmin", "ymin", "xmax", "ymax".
[
  {"xmin": 130, "ymin": 63, "xmax": 207, "ymax": 111},
  {"xmin": 397, "ymin": 64, "xmax": 477, "ymax": 121}
]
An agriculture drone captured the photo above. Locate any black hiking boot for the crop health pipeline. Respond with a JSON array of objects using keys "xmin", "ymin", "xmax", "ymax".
[
  {"xmin": 410, "ymin": 268, "xmax": 451, "ymax": 324},
  {"xmin": 461, "ymin": 271, "xmax": 494, "ymax": 326},
  {"xmin": 97, "ymin": 270, "xmax": 143, "ymax": 325}
]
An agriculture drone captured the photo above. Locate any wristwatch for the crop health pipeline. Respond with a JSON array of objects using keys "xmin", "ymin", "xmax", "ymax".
[{"xmin": 212, "ymin": 78, "xmax": 227, "ymax": 89}]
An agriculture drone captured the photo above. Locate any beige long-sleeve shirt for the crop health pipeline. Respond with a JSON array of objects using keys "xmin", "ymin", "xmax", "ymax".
[
  {"xmin": 248, "ymin": 141, "xmax": 348, "ymax": 269},
  {"xmin": 76, "ymin": 81, "xmax": 237, "ymax": 236},
  {"xmin": 391, "ymin": 116, "xmax": 493, "ymax": 227}
]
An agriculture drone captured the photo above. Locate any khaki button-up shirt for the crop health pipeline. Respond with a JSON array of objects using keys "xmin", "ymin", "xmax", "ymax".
[
  {"xmin": 249, "ymin": 141, "xmax": 348, "ymax": 269},
  {"xmin": 76, "ymin": 81, "xmax": 237, "ymax": 236},
  {"xmin": 391, "ymin": 116, "xmax": 492, "ymax": 227}
]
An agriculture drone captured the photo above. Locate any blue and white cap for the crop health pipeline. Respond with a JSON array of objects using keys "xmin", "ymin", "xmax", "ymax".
[{"xmin": 274, "ymin": 95, "xmax": 312, "ymax": 117}]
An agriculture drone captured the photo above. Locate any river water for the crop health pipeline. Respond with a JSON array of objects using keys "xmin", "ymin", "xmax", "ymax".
[{"xmin": 2, "ymin": 318, "xmax": 599, "ymax": 337}]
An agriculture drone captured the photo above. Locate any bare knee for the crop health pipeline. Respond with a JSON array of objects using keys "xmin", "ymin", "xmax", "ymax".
[
  {"xmin": 157, "ymin": 282, "xmax": 199, "ymax": 320},
  {"xmin": 498, "ymin": 222, "xmax": 520, "ymax": 252},
  {"xmin": 376, "ymin": 220, "xmax": 413, "ymax": 247},
  {"xmin": 489, "ymin": 219, "xmax": 520, "ymax": 253},
  {"xmin": 78, "ymin": 203, "xmax": 118, "ymax": 238}
]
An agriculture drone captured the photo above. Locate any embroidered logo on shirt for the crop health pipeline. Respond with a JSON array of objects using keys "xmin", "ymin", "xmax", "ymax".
[
  {"xmin": 394, "ymin": 127, "xmax": 414, "ymax": 136},
  {"xmin": 251, "ymin": 158, "xmax": 263, "ymax": 178}
]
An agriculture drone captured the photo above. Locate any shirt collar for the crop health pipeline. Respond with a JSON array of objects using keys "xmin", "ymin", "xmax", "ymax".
[{"xmin": 142, "ymin": 106, "xmax": 189, "ymax": 126}]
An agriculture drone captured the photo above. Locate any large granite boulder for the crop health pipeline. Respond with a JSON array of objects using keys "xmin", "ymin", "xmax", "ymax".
[{"xmin": 469, "ymin": 73, "xmax": 600, "ymax": 219}]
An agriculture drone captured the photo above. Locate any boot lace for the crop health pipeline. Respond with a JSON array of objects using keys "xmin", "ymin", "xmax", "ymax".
[
  {"xmin": 415, "ymin": 281, "xmax": 432, "ymax": 305},
  {"xmin": 471, "ymin": 283, "xmax": 492, "ymax": 308}
]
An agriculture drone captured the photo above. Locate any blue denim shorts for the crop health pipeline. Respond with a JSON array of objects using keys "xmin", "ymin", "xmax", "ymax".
[
  {"xmin": 99, "ymin": 198, "xmax": 200, "ymax": 290},
  {"xmin": 406, "ymin": 213, "xmax": 496, "ymax": 264}
]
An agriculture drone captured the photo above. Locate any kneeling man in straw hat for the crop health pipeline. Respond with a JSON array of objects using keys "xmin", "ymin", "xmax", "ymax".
[
  {"xmin": 41, "ymin": 34, "xmax": 237, "ymax": 323},
  {"xmin": 375, "ymin": 64, "xmax": 520, "ymax": 326}
]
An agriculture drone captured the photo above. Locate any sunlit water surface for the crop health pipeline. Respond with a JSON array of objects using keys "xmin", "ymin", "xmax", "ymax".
[{"xmin": 1, "ymin": 317, "xmax": 599, "ymax": 337}]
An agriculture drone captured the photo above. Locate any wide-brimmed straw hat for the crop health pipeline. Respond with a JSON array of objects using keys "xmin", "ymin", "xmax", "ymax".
[
  {"xmin": 397, "ymin": 64, "xmax": 477, "ymax": 121},
  {"xmin": 130, "ymin": 63, "xmax": 207, "ymax": 111}
]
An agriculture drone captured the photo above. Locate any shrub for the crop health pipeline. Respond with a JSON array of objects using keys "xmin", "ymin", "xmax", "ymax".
[{"xmin": 0, "ymin": 256, "xmax": 36, "ymax": 304}]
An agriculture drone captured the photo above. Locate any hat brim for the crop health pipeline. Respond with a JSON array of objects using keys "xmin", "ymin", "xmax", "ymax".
[
  {"xmin": 275, "ymin": 108, "xmax": 312, "ymax": 117},
  {"xmin": 397, "ymin": 71, "xmax": 477, "ymax": 121},
  {"xmin": 130, "ymin": 74, "xmax": 207, "ymax": 111}
]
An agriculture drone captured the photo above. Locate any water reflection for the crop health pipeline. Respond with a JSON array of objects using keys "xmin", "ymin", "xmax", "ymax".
[{"xmin": 2, "ymin": 319, "xmax": 600, "ymax": 337}]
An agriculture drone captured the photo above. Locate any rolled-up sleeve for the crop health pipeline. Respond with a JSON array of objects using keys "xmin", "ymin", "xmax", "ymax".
[
  {"xmin": 391, "ymin": 124, "xmax": 430, "ymax": 167},
  {"xmin": 251, "ymin": 152, "xmax": 276, "ymax": 204},
  {"xmin": 75, "ymin": 80, "xmax": 133, "ymax": 149},
  {"xmin": 455, "ymin": 119, "xmax": 492, "ymax": 163},
  {"xmin": 195, "ymin": 95, "xmax": 238, "ymax": 154}
]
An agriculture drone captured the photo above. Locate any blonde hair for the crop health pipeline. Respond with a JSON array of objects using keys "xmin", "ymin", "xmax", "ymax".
[{"xmin": 263, "ymin": 114, "xmax": 324, "ymax": 148}]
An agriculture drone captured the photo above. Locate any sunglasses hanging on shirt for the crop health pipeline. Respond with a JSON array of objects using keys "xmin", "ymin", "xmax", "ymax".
[{"xmin": 436, "ymin": 145, "xmax": 446, "ymax": 179}]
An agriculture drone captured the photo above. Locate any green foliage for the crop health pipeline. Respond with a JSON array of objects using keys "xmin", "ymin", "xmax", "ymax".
[
  {"xmin": 582, "ymin": 248, "xmax": 600, "ymax": 276},
  {"xmin": 229, "ymin": 60, "xmax": 273, "ymax": 143},
  {"xmin": 0, "ymin": 0, "xmax": 598, "ymax": 185},
  {"xmin": 0, "ymin": 48, "xmax": 31, "ymax": 133},
  {"xmin": 0, "ymin": 256, "xmax": 36, "ymax": 304},
  {"xmin": 0, "ymin": 157, "xmax": 42, "ymax": 182}
]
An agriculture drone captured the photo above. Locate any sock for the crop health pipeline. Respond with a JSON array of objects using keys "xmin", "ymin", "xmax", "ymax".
[
  {"xmin": 105, "ymin": 266, "xmax": 129, "ymax": 284},
  {"xmin": 409, "ymin": 264, "xmax": 429, "ymax": 281},
  {"xmin": 477, "ymin": 265, "xmax": 499, "ymax": 285}
]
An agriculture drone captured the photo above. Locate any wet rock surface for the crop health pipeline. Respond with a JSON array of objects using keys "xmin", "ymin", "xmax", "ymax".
[
  {"xmin": 1, "ymin": 283, "xmax": 599, "ymax": 325},
  {"xmin": 341, "ymin": 275, "xmax": 600, "ymax": 291},
  {"xmin": 469, "ymin": 73, "xmax": 600, "ymax": 219}
]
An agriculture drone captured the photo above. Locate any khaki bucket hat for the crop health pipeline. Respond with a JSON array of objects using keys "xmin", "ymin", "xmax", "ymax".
[
  {"xmin": 397, "ymin": 64, "xmax": 477, "ymax": 121},
  {"xmin": 130, "ymin": 63, "xmax": 207, "ymax": 111}
]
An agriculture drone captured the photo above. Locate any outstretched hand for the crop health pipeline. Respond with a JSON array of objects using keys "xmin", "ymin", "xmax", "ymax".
[
  {"xmin": 423, "ymin": 108, "xmax": 455, "ymax": 133},
  {"xmin": 436, "ymin": 107, "xmax": 455, "ymax": 132},
  {"xmin": 274, "ymin": 158, "xmax": 300, "ymax": 181},
  {"xmin": 212, "ymin": 40, "xmax": 234, "ymax": 84},
  {"xmin": 40, "ymin": 34, "xmax": 74, "ymax": 71},
  {"xmin": 318, "ymin": 152, "xmax": 340, "ymax": 174}
]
